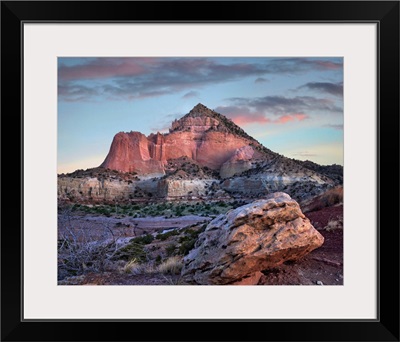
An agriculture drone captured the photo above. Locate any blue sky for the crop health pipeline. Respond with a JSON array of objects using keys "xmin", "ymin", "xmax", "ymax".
[{"xmin": 58, "ymin": 57, "xmax": 343, "ymax": 174}]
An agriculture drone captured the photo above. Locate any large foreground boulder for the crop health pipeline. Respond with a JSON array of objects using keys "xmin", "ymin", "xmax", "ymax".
[{"xmin": 181, "ymin": 192, "xmax": 324, "ymax": 284}]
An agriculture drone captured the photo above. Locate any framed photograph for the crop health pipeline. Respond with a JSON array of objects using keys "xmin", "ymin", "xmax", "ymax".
[{"xmin": 2, "ymin": 1, "xmax": 399, "ymax": 341}]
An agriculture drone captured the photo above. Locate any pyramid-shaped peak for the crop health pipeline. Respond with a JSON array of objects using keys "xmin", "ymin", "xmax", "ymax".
[
  {"xmin": 188, "ymin": 103, "xmax": 215, "ymax": 117},
  {"xmin": 193, "ymin": 103, "xmax": 209, "ymax": 110}
]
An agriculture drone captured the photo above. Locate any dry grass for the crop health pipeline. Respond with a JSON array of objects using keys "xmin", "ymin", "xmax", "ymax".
[
  {"xmin": 120, "ymin": 256, "xmax": 183, "ymax": 276},
  {"xmin": 304, "ymin": 186, "xmax": 343, "ymax": 212},
  {"xmin": 324, "ymin": 217, "xmax": 343, "ymax": 231},
  {"xmin": 121, "ymin": 259, "xmax": 156, "ymax": 275},
  {"xmin": 157, "ymin": 256, "xmax": 183, "ymax": 275}
]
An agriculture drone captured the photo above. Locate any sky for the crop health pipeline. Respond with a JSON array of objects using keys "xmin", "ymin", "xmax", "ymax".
[{"xmin": 58, "ymin": 57, "xmax": 343, "ymax": 174}]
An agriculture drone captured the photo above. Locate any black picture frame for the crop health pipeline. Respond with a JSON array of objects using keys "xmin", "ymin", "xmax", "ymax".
[{"xmin": 1, "ymin": 1, "xmax": 399, "ymax": 341}]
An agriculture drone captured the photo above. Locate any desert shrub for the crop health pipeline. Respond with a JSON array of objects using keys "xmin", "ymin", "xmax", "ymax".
[
  {"xmin": 165, "ymin": 244, "xmax": 177, "ymax": 256},
  {"xmin": 115, "ymin": 242, "xmax": 147, "ymax": 262},
  {"xmin": 131, "ymin": 234, "xmax": 154, "ymax": 245},
  {"xmin": 323, "ymin": 187, "xmax": 343, "ymax": 206},
  {"xmin": 324, "ymin": 217, "xmax": 343, "ymax": 231},
  {"xmin": 306, "ymin": 186, "xmax": 344, "ymax": 212},
  {"xmin": 156, "ymin": 229, "xmax": 180, "ymax": 241},
  {"xmin": 114, "ymin": 234, "xmax": 153, "ymax": 262},
  {"xmin": 177, "ymin": 227, "xmax": 205, "ymax": 255},
  {"xmin": 58, "ymin": 213, "xmax": 121, "ymax": 278},
  {"xmin": 155, "ymin": 255, "xmax": 162, "ymax": 264},
  {"xmin": 178, "ymin": 240, "xmax": 196, "ymax": 255},
  {"xmin": 121, "ymin": 259, "xmax": 156, "ymax": 275},
  {"xmin": 157, "ymin": 256, "xmax": 183, "ymax": 275},
  {"xmin": 122, "ymin": 259, "xmax": 143, "ymax": 274}
]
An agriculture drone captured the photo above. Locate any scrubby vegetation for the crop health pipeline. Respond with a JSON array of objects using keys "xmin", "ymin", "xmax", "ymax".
[
  {"xmin": 163, "ymin": 156, "xmax": 219, "ymax": 179},
  {"xmin": 66, "ymin": 199, "xmax": 248, "ymax": 218},
  {"xmin": 302, "ymin": 186, "xmax": 343, "ymax": 212},
  {"xmin": 295, "ymin": 160, "xmax": 343, "ymax": 185},
  {"xmin": 58, "ymin": 167, "xmax": 139, "ymax": 182},
  {"xmin": 58, "ymin": 214, "xmax": 207, "ymax": 283},
  {"xmin": 323, "ymin": 217, "xmax": 343, "ymax": 231}
]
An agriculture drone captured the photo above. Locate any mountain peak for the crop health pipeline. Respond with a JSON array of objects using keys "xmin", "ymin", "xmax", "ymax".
[
  {"xmin": 169, "ymin": 104, "xmax": 257, "ymax": 144},
  {"xmin": 188, "ymin": 103, "xmax": 215, "ymax": 117},
  {"xmin": 170, "ymin": 104, "xmax": 219, "ymax": 133}
]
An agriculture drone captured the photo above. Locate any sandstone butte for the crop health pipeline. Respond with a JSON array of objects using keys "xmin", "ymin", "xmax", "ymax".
[{"xmin": 100, "ymin": 103, "xmax": 267, "ymax": 177}]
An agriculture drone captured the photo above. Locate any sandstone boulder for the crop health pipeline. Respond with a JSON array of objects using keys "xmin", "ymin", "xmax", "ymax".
[{"xmin": 181, "ymin": 192, "xmax": 324, "ymax": 285}]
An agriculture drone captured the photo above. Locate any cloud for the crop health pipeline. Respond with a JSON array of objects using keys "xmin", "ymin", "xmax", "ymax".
[
  {"xmin": 150, "ymin": 124, "xmax": 170, "ymax": 133},
  {"xmin": 324, "ymin": 123, "xmax": 344, "ymax": 130},
  {"xmin": 215, "ymin": 106, "xmax": 270, "ymax": 125},
  {"xmin": 182, "ymin": 91, "xmax": 199, "ymax": 99},
  {"xmin": 254, "ymin": 77, "xmax": 268, "ymax": 84},
  {"xmin": 313, "ymin": 60, "xmax": 342, "ymax": 70},
  {"xmin": 57, "ymin": 84, "xmax": 99, "ymax": 102},
  {"xmin": 229, "ymin": 95, "xmax": 342, "ymax": 114},
  {"xmin": 215, "ymin": 92, "xmax": 342, "ymax": 126},
  {"xmin": 58, "ymin": 57, "xmax": 165, "ymax": 81},
  {"xmin": 275, "ymin": 113, "xmax": 309, "ymax": 124},
  {"xmin": 58, "ymin": 57, "xmax": 343, "ymax": 102},
  {"xmin": 58, "ymin": 58, "xmax": 147, "ymax": 81},
  {"xmin": 215, "ymin": 106, "xmax": 309, "ymax": 126},
  {"xmin": 266, "ymin": 58, "xmax": 343, "ymax": 74},
  {"xmin": 299, "ymin": 82, "xmax": 343, "ymax": 96},
  {"xmin": 292, "ymin": 151, "xmax": 318, "ymax": 157}
]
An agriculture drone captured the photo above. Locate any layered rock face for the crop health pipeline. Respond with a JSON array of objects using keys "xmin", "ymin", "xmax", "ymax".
[
  {"xmin": 157, "ymin": 179, "xmax": 217, "ymax": 199},
  {"xmin": 100, "ymin": 131, "xmax": 165, "ymax": 177},
  {"xmin": 220, "ymin": 145, "xmax": 254, "ymax": 178},
  {"xmin": 100, "ymin": 104, "xmax": 263, "ymax": 176},
  {"xmin": 58, "ymin": 177, "xmax": 135, "ymax": 202},
  {"xmin": 181, "ymin": 192, "xmax": 324, "ymax": 285}
]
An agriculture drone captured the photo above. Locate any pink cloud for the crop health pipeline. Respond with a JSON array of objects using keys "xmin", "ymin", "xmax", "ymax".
[
  {"xmin": 215, "ymin": 106, "xmax": 310, "ymax": 126},
  {"xmin": 214, "ymin": 106, "xmax": 270, "ymax": 126},
  {"xmin": 274, "ymin": 113, "xmax": 309, "ymax": 124},
  {"xmin": 232, "ymin": 114, "xmax": 271, "ymax": 126},
  {"xmin": 315, "ymin": 60, "xmax": 342, "ymax": 70},
  {"xmin": 59, "ymin": 59, "xmax": 147, "ymax": 80}
]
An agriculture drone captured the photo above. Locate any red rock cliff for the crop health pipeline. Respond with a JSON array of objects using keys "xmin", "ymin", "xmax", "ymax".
[{"xmin": 100, "ymin": 104, "xmax": 264, "ymax": 175}]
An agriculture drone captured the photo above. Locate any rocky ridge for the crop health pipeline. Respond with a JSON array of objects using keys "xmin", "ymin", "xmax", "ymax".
[{"xmin": 58, "ymin": 104, "xmax": 342, "ymax": 203}]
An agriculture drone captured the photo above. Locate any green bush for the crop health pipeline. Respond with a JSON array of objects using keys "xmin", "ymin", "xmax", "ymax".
[
  {"xmin": 130, "ymin": 234, "xmax": 154, "ymax": 245},
  {"xmin": 155, "ymin": 255, "xmax": 162, "ymax": 264},
  {"xmin": 156, "ymin": 229, "xmax": 179, "ymax": 241},
  {"xmin": 178, "ymin": 240, "xmax": 196, "ymax": 255},
  {"xmin": 165, "ymin": 244, "xmax": 177, "ymax": 257},
  {"xmin": 115, "ymin": 242, "xmax": 146, "ymax": 262}
]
